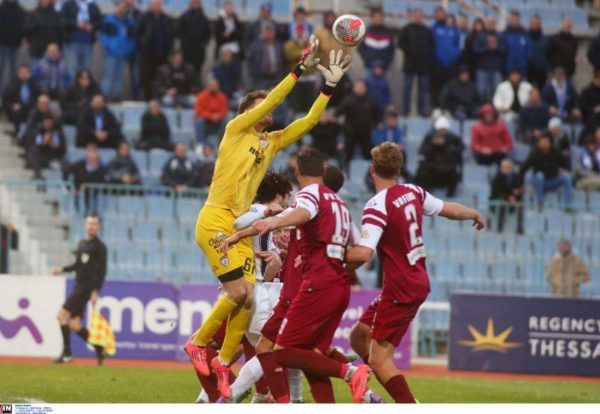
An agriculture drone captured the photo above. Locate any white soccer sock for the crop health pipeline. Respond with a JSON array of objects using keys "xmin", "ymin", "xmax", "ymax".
[
  {"xmin": 288, "ymin": 368, "xmax": 303, "ymax": 402},
  {"xmin": 230, "ymin": 356, "xmax": 264, "ymax": 400},
  {"xmin": 196, "ymin": 388, "xmax": 209, "ymax": 403}
]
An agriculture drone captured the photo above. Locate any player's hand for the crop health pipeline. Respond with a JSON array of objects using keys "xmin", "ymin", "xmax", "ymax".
[
  {"xmin": 257, "ymin": 251, "xmax": 280, "ymax": 266},
  {"xmin": 222, "ymin": 234, "xmax": 240, "ymax": 256},
  {"xmin": 471, "ymin": 210, "xmax": 486, "ymax": 230},
  {"xmin": 294, "ymin": 255, "xmax": 302, "ymax": 269},
  {"xmin": 90, "ymin": 290, "xmax": 99, "ymax": 306},
  {"xmin": 316, "ymin": 49, "xmax": 352, "ymax": 88},
  {"xmin": 251, "ymin": 218, "xmax": 274, "ymax": 236},
  {"xmin": 265, "ymin": 202, "xmax": 284, "ymax": 217},
  {"xmin": 297, "ymin": 34, "xmax": 320, "ymax": 71},
  {"xmin": 52, "ymin": 267, "xmax": 63, "ymax": 276}
]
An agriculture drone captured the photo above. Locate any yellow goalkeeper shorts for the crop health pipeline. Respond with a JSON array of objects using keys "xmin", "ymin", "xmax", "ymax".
[{"xmin": 196, "ymin": 205, "xmax": 256, "ymax": 284}]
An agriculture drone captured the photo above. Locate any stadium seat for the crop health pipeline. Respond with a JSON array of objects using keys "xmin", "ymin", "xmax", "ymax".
[{"xmin": 149, "ymin": 149, "xmax": 172, "ymax": 175}]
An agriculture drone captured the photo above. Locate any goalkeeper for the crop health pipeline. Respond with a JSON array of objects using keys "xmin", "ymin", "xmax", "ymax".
[{"xmin": 184, "ymin": 35, "xmax": 352, "ymax": 399}]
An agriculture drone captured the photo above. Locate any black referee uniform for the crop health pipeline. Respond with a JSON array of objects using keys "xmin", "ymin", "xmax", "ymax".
[{"xmin": 56, "ymin": 236, "xmax": 107, "ymax": 364}]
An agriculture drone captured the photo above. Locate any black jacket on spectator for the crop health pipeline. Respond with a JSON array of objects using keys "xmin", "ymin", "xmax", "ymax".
[
  {"xmin": 177, "ymin": 7, "xmax": 211, "ymax": 70},
  {"xmin": 19, "ymin": 107, "xmax": 56, "ymax": 149},
  {"xmin": 2, "ymin": 79, "xmax": 40, "ymax": 128},
  {"xmin": 161, "ymin": 156, "xmax": 194, "ymax": 187},
  {"xmin": 440, "ymin": 78, "xmax": 480, "ymax": 118},
  {"xmin": 61, "ymin": 83, "xmax": 101, "ymax": 125},
  {"xmin": 415, "ymin": 132, "xmax": 464, "ymax": 196},
  {"xmin": 528, "ymin": 29, "xmax": 549, "ymax": 72},
  {"xmin": 520, "ymin": 147, "xmax": 569, "ymax": 180},
  {"xmin": 28, "ymin": 126, "xmax": 66, "ymax": 174},
  {"xmin": 541, "ymin": 81, "xmax": 579, "ymax": 115},
  {"xmin": 0, "ymin": 0, "xmax": 26, "ymax": 48},
  {"xmin": 24, "ymin": 5, "xmax": 63, "ymax": 59},
  {"xmin": 136, "ymin": 12, "xmax": 174, "ymax": 59},
  {"xmin": 138, "ymin": 111, "xmax": 172, "ymax": 151},
  {"xmin": 580, "ymin": 81, "xmax": 600, "ymax": 126},
  {"xmin": 519, "ymin": 103, "xmax": 550, "ymax": 139},
  {"xmin": 105, "ymin": 154, "xmax": 141, "ymax": 184},
  {"xmin": 397, "ymin": 22, "xmax": 435, "ymax": 74},
  {"xmin": 190, "ymin": 159, "xmax": 215, "ymax": 188},
  {"xmin": 311, "ymin": 121, "xmax": 344, "ymax": 159},
  {"xmin": 0, "ymin": 224, "xmax": 19, "ymax": 274},
  {"xmin": 60, "ymin": 0, "xmax": 102, "ymax": 43},
  {"xmin": 154, "ymin": 63, "xmax": 198, "ymax": 97},
  {"xmin": 62, "ymin": 159, "xmax": 106, "ymax": 190},
  {"xmin": 588, "ymin": 33, "xmax": 600, "ymax": 70},
  {"xmin": 76, "ymin": 108, "xmax": 123, "ymax": 148},
  {"xmin": 547, "ymin": 31, "xmax": 578, "ymax": 77},
  {"xmin": 215, "ymin": 13, "xmax": 244, "ymax": 57},
  {"xmin": 490, "ymin": 171, "xmax": 523, "ymax": 201},
  {"xmin": 336, "ymin": 93, "xmax": 381, "ymax": 132}
]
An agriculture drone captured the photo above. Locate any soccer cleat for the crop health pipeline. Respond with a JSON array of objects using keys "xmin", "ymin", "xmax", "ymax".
[
  {"xmin": 53, "ymin": 352, "xmax": 73, "ymax": 364},
  {"xmin": 211, "ymin": 356, "xmax": 232, "ymax": 399},
  {"xmin": 291, "ymin": 399, "xmax": 305, "ymax": 404},
  {"xmin": 184, "ymin": 341, "xmax": 209, "ymax": 376},
  {"xmin": 251, "ymin": 393, "xmax": 275, "ymax": 403},
  {"xmin": 363, "ymin": 389, "xmax": 385, "ymax": 404},
  {"xmin": 347, "ymin": 364, "xmax": 370, "ymax": 404}
]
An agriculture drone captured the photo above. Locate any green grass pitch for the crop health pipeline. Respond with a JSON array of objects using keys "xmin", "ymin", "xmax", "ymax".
[{"xmin": 1, "ymin": 364, "xmax": 599, "ymax": 403}]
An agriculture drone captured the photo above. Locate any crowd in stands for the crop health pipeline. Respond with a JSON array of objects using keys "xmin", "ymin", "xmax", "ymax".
[{"xmin": 1, "ymin": 0, "xmax": 600, "ymax": 215}]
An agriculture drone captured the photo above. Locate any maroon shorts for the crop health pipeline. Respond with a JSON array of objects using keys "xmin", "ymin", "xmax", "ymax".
[
  {"xmin": 277, "ymin": 283, "xmax": 350, "ymax": 354},
  {"xmin": 261, "ymin": 298, "xmax": 291, "ymax": 343},
  {"xmin": 366, "ymin": 292, "xmax": 423, "ymax": 347}
]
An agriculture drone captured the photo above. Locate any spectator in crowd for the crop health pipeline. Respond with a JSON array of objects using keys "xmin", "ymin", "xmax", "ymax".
[
  {"xmin": 215, "ymin": 1, "xmax": 243, "ymax": 58},
  {"xmin": 0, "ymin": 0, "xmax": 26, "ymax": 91},
  {"xmin": 137, "ymin": 100, "xmax": 173, "ymax": 151},
  {"xmin": 548, "ymin": 18, "xmax": 578, "ymax": 79},
  {"xmin": 136, "ymin": 0, "xmax": 174, "ymax": 100},
  {"xmin": 62, "ymin": 143, "xmax": 106, "ymax": 192},
  {"xmin": 520, "ymin": 134, "xmax": 573, "ymax": 209},
  {"xmin": 501, "ymin": 10, "xmax": 530, "ymax": 75},
  {"xmin": 154, "ymin": 49, "xmax": 198, "ymax": 108},
  {"xmin": 493, "ymin": 68, "xmax": 532, "ymax": 122},
  {"xmin": 372, "ymin": 111, "xmax": 404, "ymax": 147},
  {"xmin": 32, "ymin": 43, "xmax": 73, "ymax": 100},
  {"xmin": 489, "ymin": 158, "xmax": 524, "ymax": 234},
  {"xmin": 336, "ymin": 79, "xmax": 381, "ymax": 163},
  {"xmin": 24, "ymin": 0, "xmax": 62, "ymax": 61},
  {"xmin": 545, "ymin": 239, "xmax": 589, "ymax": 298},
  {"xmin": 284, "ymin": 23, "xmax": 317, "ymax": 113},
  {"xmin": 161, "ymin": 143, "xmax": 194, "ymax": 191},
  {"xmin": 61, "ymin": 69, "xmax": 100, "ymax": 125},
  {"xmin": 245, "ymin": 2, "xmax": 283, "ymax": 49},
  {"xmin": 431, "ymin": 7, "xmax": 461, "ymax": 108},
  {"xmin": 315, "ymin": 11, "xmax": 350, "ymax": 73},
  {"xmin": 2, "ymin": 65, "xmax": 40, "ymax": 134},
  {"xmin": 415, "ymin": 116, "xmax": 464, "ymax": 197},
  {"xmin": 456, "ymin": 14, "xmax": 469, "ymax": 49},
  {"xmin": 212, "ymin": 47, "xmax": 241, "ymax": 100},
  {"xmin": 541, "ymin": 67, "xmax": 581, "ymax": 122},
  {"xmin": 61, "ymin": 0, "xmax": 102, "ymax": 71},
  {"xmin": 461, "ymin": 17, "xmax": 484, "ymax": 77},
  {"xmin": 440, "ymin": 65, "xmax": 480, "ymax": 119},
  {"xmin": 519, "ymin": 88, "xmax": 550, "ymax": 143},
  {"xmin": 193, "ymin": 78, "xmax": 228, "ymax": 146},
  {"xmin": 471, "ymin": 103, "xmax": 513, "ymax": 165},
  {"xmin": 359, "ymin": 8, "xmax": 395, "ymax": 73},
  {"xmin": 588, "ymin": 30, "xmax": 600, "ymax": 71},
  {"xmin": 0, "ymin": 222, "xmax": 18, "ymax": 274},
  {"xmin": 575, "ymin": 136, "xmax": 600, "ymax": 191},
  {"xmin": 288, "ymin": 6, "xmax": 312, "ymax": 39},
  {"xmin": 398, "ymin": 8, "xmax": 434, "ymax": 117},
  {"xmin": 527, "ymin": 15, "xmax": 549, "ymax": 89},
  {"xmin": 248, "ymin": 23, "xmax": 284, "ymax": 90},
  {"xmin": 100, "ymin": 0, "xmax": 137, "ymax": 101},
  {"xmin": 580, "ymin": 68, "xmax": 600, "ymax": 130},
  {"xmin": 311, "ymin": 109, "xmax": 344, "ymax": 162},
  {"xmin": 190, "ymin": 143, "xmax": 216, "ymax": 188},
  {"xmin": 105, "ymin": 141, "xmax": 141, "ymax": 185},
  {"xmin": 19, "ymin": 94, "xmax": 57, "ymax": 149},
  {"xmin": 365, "ymin": 62, "xmax": 391, "ymax": 110},
  {"xmin": 124, "ymin": 0, "xmax": 141, "ymax": 99},
  {"xmin": 473, "ymin": 16, "xmax": 503, "ymax": 103},
  {"xmin": 547, "ymin": 117, "xmax": 572, "ymax": 170},
  {"xmin": 28, "ymin": 115, "xmax": 66, "ymax": 179},
  {"xmin": 177, "ymin": 0, "xmax": 211, "ymax": 73},
  {"xmin": 76, "ymin": 94, "xmax": 123, "ymax": 148}
]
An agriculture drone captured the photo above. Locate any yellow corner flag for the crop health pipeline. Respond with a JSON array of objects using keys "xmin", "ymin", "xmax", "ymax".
[{"xmin": 88, "ymin": 308, "xmax": 116, "ymax": 356}]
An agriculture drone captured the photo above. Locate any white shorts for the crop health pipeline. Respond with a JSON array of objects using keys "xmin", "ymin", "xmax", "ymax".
[{"xmin": 246, "ymin": 282, "xmax": 283, "ymax": 346}]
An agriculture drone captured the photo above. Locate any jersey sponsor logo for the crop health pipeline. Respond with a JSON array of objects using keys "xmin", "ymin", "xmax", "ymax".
[
  {"xmin": 81, "ymin": 253, "xmax": 90, "ymax": 264},
  {"xmin": 208, "ymin": 232, "xmax": 228, "ymax": 251},
  {"xmin": 406, "ymin": 245, "xmax": 426, "ymax": 266},
  {"xmin": 458, "ymin": 318, "xmax": 522, "ymax": 353},
  {"xmin": 248, "ymin": 146, "xmax": 266, "ymax": 165}
]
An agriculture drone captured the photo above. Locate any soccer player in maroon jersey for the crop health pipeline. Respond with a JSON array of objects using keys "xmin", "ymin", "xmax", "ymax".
[
  {"xmin": 222, "ymin": 149, "xmax": 370, "ymax": 403},
  {"xmin": 346, "ymin": 142, "xmax": 485, "ymax": 403}
]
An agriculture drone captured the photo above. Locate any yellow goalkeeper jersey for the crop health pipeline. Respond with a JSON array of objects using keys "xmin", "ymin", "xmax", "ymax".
[{"xmin": 205, "ymin": 74, "xmax": 330, "ymax": 217}]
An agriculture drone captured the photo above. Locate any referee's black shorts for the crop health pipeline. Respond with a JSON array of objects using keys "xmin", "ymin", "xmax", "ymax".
[{"xmin": 63, "ymin": 284, "xmax": 93, "ymax": 317}]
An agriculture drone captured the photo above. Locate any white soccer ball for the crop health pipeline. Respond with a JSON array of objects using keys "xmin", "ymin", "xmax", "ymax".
[{"xmin": 332, "ymin": 14, "xmax": 366, "ymax": 47}]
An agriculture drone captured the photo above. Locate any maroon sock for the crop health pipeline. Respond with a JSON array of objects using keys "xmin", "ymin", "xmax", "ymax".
[
  {"xmin": 383, "ymin": 375, "xmax": 416, "ymax": 403},
  {"xmin": 274, "ymin": 348, "xmax": 347, "ymax": 379},
  {"xmin": 328, "ymin": 348, "xmax": 350, "ymax": 364},
  {"xmin": 257, "ymin": 352, "xmax": 290, "ymax": 403},
  {"xmin": 195, "ymin": 371, "xmax": 220, "ymax": 402},
  {"xmin": 305, "ymin": 372, "xmax": 335, "ymax": 403},
  {"xmin": 255, "ymin": 376, "xmax": 270, "ymax": 396}
]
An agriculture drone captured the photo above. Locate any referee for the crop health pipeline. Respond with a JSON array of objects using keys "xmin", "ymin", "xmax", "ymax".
[{"xmin": 52, "ymin": 214, "xmax": 108, "ymax": 365}]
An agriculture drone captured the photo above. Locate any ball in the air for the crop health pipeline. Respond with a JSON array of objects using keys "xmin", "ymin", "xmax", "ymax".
[{"xmin": 332, "ymin": 14, "xmax": 366, "ymax": 47}]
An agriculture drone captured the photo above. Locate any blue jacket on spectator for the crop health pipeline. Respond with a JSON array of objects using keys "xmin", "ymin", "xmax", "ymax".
[
  {"xmin": 358, "ymin": 24, "xmax": 395, "ymax": 71},
  {"xmin": 541, "ymin": 80, "xmax": 579, "ymax": 117},
  {"xmin": 212, "ymin": 59, "xmax": 241, "ymax": 99},
  {"xmin": 587, "ymin": 32, "xmax": 600, "ymax": 70},
  {"xmin": 100, "ymin": 14, "xmax": 137, "ymax": 59},
  {"xmin": 432, "ymin": 20, "xmax": 461, "ymax": 68},
  {"xmin": 528, "ymin": 29, "xmax": 549, "ymax": 71},
  {"xmin": 372, "ymin": 124, "xmax": 404, "ymax": 146},
  {"xmin": 519, "ymin": 103, "xmax": 550, "ymax": 137},
  {"xmin": 473, "ymin": 31, "xmax": 504, "ymax": 72},
  {"xmin": 501, "ymin": 26, "xmax": 530, "ymax": 73},
  {"xmin": 365, "ymin": 66, "xmax": 391, "ymax": 109},
  {"xmin": 32, "ymin": 54, "xmax": 73, "ymax": 94},
  {"xmin": 61, "ymin": 0, "xmax": 102, "ymax": 44}
]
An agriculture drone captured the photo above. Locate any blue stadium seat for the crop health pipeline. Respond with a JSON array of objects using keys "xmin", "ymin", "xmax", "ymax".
[
  {"xmin": 132, "ymin": 222, "xmax": 159, "ymax": 241},
  {"xmin": 147, "ymin": 196, "xmax": 175, "ymax": 218},
  {"xmin": 349, "ymin": 159, "xmax": 370, "ymax": 183},
  {"xmin": 118, "ymin": 196, "xmax": 147, "ymax": 217},
  {"xmin": 149, "ymin": 149, "xmax": 172, "ymax": 175}
]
